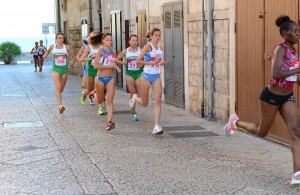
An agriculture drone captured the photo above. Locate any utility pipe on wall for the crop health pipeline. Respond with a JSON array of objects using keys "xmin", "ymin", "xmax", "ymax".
[
  {"xmin": 207, "ymin": 0, "xmax": 213, "ymax": 120},
  {"xmin": 56, "ymin": 0, "xmax": 61, "ymax": 32},
  {"xmin": 201, "ymin": 0, "xmax": 205, "ymax": 118},
  {"xmin": 89, "ymin": 0, "xmax": 93, "ymax": 32},
  {"xmin": 124, "ymin": 0, "xmax": 130, "ymax": 48}
]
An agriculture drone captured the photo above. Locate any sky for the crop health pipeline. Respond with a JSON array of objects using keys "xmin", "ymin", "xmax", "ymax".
[{"xmin": 0, "ymin": 0, "xmax": 55, "ymax": 38}]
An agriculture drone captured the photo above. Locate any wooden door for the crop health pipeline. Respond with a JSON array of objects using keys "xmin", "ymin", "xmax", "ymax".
[
  {"xmin": 236, "ymin": 0, "xmax": 265, "ymax": 124},
  {"xmin": 137, "ymin": 11, "xmax": 147, "ymax": 48}
]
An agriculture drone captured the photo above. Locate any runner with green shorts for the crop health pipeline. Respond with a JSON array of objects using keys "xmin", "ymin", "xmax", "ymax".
[
  {"xmin": 79, "ymin": 31, "xmax": 105, "ymax": 115},
  {"xmin": 115, "ymin": 35, "xmax": 143, "ymax": 121},
  {"xmin": 43, "ymin": 32, "xmax": 75, "ymax": 114}
]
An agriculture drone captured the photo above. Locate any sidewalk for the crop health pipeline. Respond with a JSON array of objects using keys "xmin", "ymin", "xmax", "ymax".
[{"xmin": 0, "ymin": 63, "xmax": 299, "ymax": 194}]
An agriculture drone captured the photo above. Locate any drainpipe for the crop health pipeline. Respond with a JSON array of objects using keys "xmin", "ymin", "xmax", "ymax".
[
  {"xmin": 89, "ymin": 0, "xmax": 93, "ymax": 32},
  {"xmin": 56, "ymin": 0, "xmax": 61, "ymax": 32},
  {"xmin": 124, "ymin": 0, "xmax": 130, "ymax": 48},
  {"xmin": 207, "ymin": 0, "xmax": 213, "ymax": 120},
  {"xmin": 201, "ymin": 0, "xmax": 205, "ymax": 118}
]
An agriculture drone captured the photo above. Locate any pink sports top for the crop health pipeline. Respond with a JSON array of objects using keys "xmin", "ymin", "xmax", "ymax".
[{"xmin": 268, "ymin": 43, "xmax": 299, "ymax": 90}]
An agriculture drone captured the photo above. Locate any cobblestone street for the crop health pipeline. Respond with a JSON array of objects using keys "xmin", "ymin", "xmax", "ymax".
[{"xmin": 0, "ymin": 63, "xmax": 299, "ymax": 194}]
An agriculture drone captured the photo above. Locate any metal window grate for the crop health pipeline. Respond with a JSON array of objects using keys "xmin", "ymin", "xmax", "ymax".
[
  {"xmin": 174, "ymin": 10, "xmax": 181, "ymax": 28},
  {"xmin": 165, "ymin": 12, "xmax": 171, "ymax": 28}
]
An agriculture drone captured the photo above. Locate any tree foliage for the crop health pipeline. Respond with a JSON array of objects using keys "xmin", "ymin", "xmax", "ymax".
[{"xmin": 0, "ymin": 42, "xmax": 21, "ymax": 64}]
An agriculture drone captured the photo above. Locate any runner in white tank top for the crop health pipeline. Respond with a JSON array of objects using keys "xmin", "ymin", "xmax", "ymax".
[
  {"xmin": 128, "ymin": 28, "xmax": 168, "ymax": 135},
  {"xmin": 115, "ymin": 35, "xmax": 143, "ymax": 121},
  {"xmin": 43, "ymin": 32, "xmax": 75, "ymax": 114}
]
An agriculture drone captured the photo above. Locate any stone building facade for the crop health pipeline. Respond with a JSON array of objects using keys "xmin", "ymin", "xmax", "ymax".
[{"xmin": 55, "ymin": 0, "xmax": 236, "ymax": 122}]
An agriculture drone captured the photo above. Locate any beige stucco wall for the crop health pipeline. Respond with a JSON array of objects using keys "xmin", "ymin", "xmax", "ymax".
[{"xmin": 185, "ymin": 0, "xmax": 235, "ymax": 121}]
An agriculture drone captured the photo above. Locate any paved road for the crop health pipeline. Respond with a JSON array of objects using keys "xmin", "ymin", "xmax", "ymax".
[{"xmin": 0, "ymin": 63, "xmax": 299, "ymax": 194}]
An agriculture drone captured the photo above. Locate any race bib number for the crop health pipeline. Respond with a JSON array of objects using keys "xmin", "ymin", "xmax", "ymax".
[
  {"xmin": 286, "ymin": 61, "xmax": 299, "ymax": 82},
  {"xmin": 103, "ymin": 54, "xmax": 116, "ymax": 66},
  {"xmin": 128, "ymin": 58, "xmax": 139, "ymax": 70},
  {"xmin": 150, "ymin": 54, "xmax": 162, "ymax": 68},
  {"xmin": 54, "ymin": 55, "xmax": 67, "ymax": 66}
]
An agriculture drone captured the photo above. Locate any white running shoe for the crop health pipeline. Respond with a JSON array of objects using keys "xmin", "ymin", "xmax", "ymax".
[
  {"xmin": 152, "ymin": 126, "xmax": 163, "ymax": 135},
  {"xmin": 291, "ymin": 171, "xmax": 300, "ymax": 185},
  {"xmin": 129, "ymin": 94, "xmax": 138, "ymax": 108}
]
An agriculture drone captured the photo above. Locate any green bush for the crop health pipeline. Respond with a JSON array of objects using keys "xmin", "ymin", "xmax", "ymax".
[{"xmin": 0, "ymin": 42, "xmax": 21, "ymax": 64}]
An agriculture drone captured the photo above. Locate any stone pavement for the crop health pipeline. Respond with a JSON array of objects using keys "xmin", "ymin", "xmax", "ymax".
[{"xmin": 0, "ymin": 63, "xmax": 299, "ymax": 195}]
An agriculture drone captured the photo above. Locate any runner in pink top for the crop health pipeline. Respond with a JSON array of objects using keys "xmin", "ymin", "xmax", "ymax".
[
  {"xmin": 224, "ymin": 15, "xmax": 300, "ymax": 186},
  {"xmin": 269, "ymin": 42, "xmax": 299, "ymax": 90}
]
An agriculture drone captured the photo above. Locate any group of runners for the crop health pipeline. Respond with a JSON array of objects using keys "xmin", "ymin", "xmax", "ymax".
[
  {"xmin": 35, "ymin": 15, "xmax": 300, "ymax": 185},
  {"xmin": 42, "ymin": 28, "xmax": 167, "ymax": 135},
  {"xmin": 31, "ymin": 40, "xmax": 47, "ymax": 72}
]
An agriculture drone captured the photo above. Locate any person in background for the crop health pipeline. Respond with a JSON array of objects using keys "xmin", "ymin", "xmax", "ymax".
[
  {"xmin": 30, "ymin": 41, "xmax": 39, "ymax": 72},
  {"xmin": 37, "ymin": 40, "xmax": 47, "ymax": 72}
]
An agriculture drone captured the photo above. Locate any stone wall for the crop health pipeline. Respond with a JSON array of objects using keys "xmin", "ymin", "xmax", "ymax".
[{"xmin": 186, "ymin": 0, "xmax": 232, "ymax": 121}]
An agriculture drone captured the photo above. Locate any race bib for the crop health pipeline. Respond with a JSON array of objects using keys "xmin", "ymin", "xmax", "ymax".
[
  {"xmin": 128, "ymin": 58, "xmax": 139, "ymax": 70},
  {"xmin": 150, "ymin": 54, "xmax": 162, "ymax": 68},
  {"xmin": 54, "ymin": 55, "xmax": 67, "ymax": 66},
  {"xmin": 286, "ymin": 61, "xmax": 299, "ymax": 82},
  {"xmin": 103, "ymin": 54, "xmax": 117, "ymax": 66}
]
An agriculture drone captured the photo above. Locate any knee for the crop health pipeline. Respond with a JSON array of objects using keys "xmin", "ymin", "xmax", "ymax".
[
  {"xmin": 141, "ymin": 99, "xmax": 148, "ymax": 107},
  {"xmin": 154, "ymin": 97, "xmax": 161, "ymax": 105},
  {"xmin": 289, "ymin": 126, "xmax": 300, "ymax": 140},
  {"xmin": 106, "ymin": 98, "xmax": 113, "ymax": 105}
]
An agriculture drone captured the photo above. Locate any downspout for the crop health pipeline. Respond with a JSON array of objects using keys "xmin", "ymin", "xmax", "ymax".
[
  {"xmin": 201, "ymin": 0, "xmax": 205, "ymax": 118},
  {"xmin": 56, "ymin": 0, "xmax": 61, "ymax": 32},
  {"xmin": 207, "ymin": 0, "xmax": 213, "ymax": 120},
  {"xmin": 124, "ymin": 0, "xmax": 130, "ymax": 48},
  {"xmin": 89, "ymin": 0, "xmax": 93, "ymax": 32}
]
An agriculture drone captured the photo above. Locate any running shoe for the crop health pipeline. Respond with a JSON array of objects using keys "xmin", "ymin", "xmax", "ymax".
[
  {"xmin": 80, "ymin": 91, "xmax": 86, "ymax": 105},
  {"xmin": 129, "ymin": 94, "xmax": 138, "ymax": 108},
  {"xmin": 59, "ymin": 106, "xmax": 65, "ymax": 114},
  {"xmin": 35, "ymin": 69, "xmax": 37, "ymax": 72},
  {"xmin": 105, "ymin": 121, "xmax": 115, "ymax": 130},
  {"xmin": 224, "ymin": 114, "xmax": 239, "ymax": 136},
  {"xmin": 98, "ymin": 107, "xmax": 106, "ymax": 115},
  {"xmin": 152, "ymin": 125, "xmax": 163, "ymax": 135},
  {"xmin": 89, "ymin": 98, "xmax": 95, "ymax": 105},
  {"xmin": 291, "ymin": 171, "xmax": 300, "ymax": 185},
  {"xmin": 131, "ymin": 113, "xmax": 139, "ymax": 121}
]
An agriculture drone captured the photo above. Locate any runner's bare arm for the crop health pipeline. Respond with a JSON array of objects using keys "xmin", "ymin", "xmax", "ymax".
[
  {"xmin": 114, "ymin": 49, "xmax": 126, "ymax": 65},
  {"xmin": 67, "ymin": 45, "xmax": 76, "ymax": 66},
  {"xmin": 43, "ymin": 45, "xmax": 54, "ymax": 59}
]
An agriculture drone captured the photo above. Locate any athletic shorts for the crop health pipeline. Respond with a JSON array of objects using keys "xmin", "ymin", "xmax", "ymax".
[
  {"xmin": 142, "ymin": 72, "xmax": 160, "ymax": 84},
  {"xmin": 52, "ymin": 66, "xmax": 68, "ymax": 77},
  {"xmin": 126, "ymin": 71, "xmax": 142, "ymax": 81},
  {"xmin": 259, "ymin": 87, "xmax": 295, "ymax": 106},
  {"xmin": 87, "ymin": 64, "xmax": 97, "ymax": 78}
]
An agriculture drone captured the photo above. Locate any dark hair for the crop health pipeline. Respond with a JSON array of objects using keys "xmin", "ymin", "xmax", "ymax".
[
  {"xmin": 275, "ymin": 15, "xmax": 296, "ymax": 36},
  {"xmin": 89, "ymin": 31, "xmax": 103, "ymax": 45},
  {"xmin": 35, "ymin": 42, "xmax": 38, "ymax": 44},
  {"xmin": 144, "ymin": 28, "xmax": 161, "ymax": 39},
  {"xmin": 128, "ymin": 34, "xmax": 138, "ymax": 41},
  {"xmin": 102, "ymin": 33, "xmax": 112, "ymax": 40}
]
